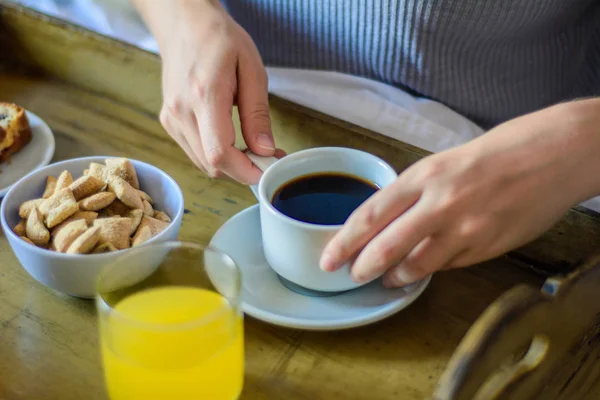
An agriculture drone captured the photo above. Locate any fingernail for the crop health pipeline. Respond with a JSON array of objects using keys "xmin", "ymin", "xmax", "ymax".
[
  {"xmin": 320, "ymin": 253, "xmax": 337, "ymax": 272},
  {"xmin": 256, "ymin": 133, "xmax": 275, "ymax": 150}
]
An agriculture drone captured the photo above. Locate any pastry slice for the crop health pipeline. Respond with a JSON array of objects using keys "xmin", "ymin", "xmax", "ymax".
[{"xmin": 0, "ymin": 103, "xmax": 32, "ymax": 164}]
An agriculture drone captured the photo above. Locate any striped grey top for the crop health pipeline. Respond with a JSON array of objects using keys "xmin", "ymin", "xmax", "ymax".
[{"xmin": 222, "ymin": 0, "xmax": 600, "ymax": 129}]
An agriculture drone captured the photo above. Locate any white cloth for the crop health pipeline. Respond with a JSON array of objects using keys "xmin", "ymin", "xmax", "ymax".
[{"xmin": 8, "ymin": 0, "xmax": 600, "ymax": 212}]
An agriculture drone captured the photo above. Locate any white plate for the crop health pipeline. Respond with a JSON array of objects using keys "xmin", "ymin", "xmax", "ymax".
[
  {"xmin": 0, "ymin": 111, "xmax": 56, "ymax": 198},
  {"xmin": 209, "ymin": 205, "xmax": 431, "ymax": 331}
]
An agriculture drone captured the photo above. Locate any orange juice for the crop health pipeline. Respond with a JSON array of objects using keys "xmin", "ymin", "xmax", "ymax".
[{"xmin": 100, "ymin": 286, "xmax": 244, "ymax": 400}]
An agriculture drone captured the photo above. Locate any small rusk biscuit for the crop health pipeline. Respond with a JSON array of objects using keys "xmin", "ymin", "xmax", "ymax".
[
  {"xmin": 132, "ymin": 216, "xmax": 169, "ymax": 245},
  {"xmin": 92, "ymin": 242, "xmax": 118, "ymax": 254},
  {"xmin": 19, "ymin": 198, "xmax": 43, "ymax": 219},
  {"xmin": 132, "ymin": 225, "xmax": 152, "ymax": 246},
  {"xmin": 51, "ymin": 211, "xmax": 98, "ymax": 238},
  {"xmin": 137, "ymin": 190, "xmax": 153, "ymax": 205},
  {"xmin": 13, "ymin": 219, "xmax": 26, "ymax": 236},
  {"xmin": 69, "ymin": 175, "xmax": 105, "ymax": 200},
  {"xmin": 87, "ymin": 162, "xmax": 109, "ymax": 182},
  {"xmin": 40, "ymin": 188, "xmax": 79, "ymax": 228},
  {"xmin": 20, "ymin": 236, "xmax": 35, "ymax": 245},
  {"xmin": 127, "ymin": 209, "xmax": 143, "ymax": 236},
  {"xmin": 55, "ymin": 170, "xmax": 73, "ymax": 192},
  {"xmin": 79, "ymin": 192, "xmax": 116, "ymax": 212},
  {"xmin": 142, "ymin": 199, "xmax": 153, "ymax": 216},
  {"xmin": 53, "ymin": 219, "xmax": 87, "ymax": 252},
  {"xmin": 153, "ymin": 210, "xmax": 171, "ymax": 223},
  {"xmin": 25, "ymin": 208, "xmax": 50, "ymax": 246},
  {"xmin": 42, "ymin": 176, "xmax": 57, "ymax": 199},
  {"xmin": 104, "ymin": 199, "xmax": 131, "ymax": 217},
  {"xmin": 39, "ymin": 188, "xmax": 76, "ymax": 215},
  {"xmin": 106, "ymin": 158, "xmax": 139, "ymax": 189},
  {"xmin": 108, "ymin": 177, "xmax": 143, "ymax": 209},
  {"xmin": 66, "ymin": 226, "xmax": 101, "ymax": 254},
  {"xmin": 93, "ymin": 217, "xmax": 132, "ymax": 250}
]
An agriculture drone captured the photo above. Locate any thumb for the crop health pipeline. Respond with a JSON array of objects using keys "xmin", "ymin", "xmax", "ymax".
[{"xmin": 236, "ymin": 51, "xmax": 275, "ymax": 157}]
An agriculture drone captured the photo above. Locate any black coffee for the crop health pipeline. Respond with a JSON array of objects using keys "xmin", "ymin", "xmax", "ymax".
[{"xmin": 271, "ymin": 173, "xmax": 379, "ymax": 225}]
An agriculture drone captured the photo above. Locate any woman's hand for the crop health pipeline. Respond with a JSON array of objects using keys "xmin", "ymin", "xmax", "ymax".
[
  {"xmin": 320, "ymin": 99, "xmax": 600, "ymax": 287},
  {"xmin": 133, "ymin": 0, "xmax": 280, "ymax": 184}
]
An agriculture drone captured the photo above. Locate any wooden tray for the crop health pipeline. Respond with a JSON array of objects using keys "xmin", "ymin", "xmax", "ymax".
[{"xmin": 1, "ymin": 3, "xmax": 599, "ymax": 400}]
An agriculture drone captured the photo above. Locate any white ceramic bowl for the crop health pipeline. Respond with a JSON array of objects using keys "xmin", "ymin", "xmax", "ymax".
[{"xmin": 0, "ymin": 156, "xmax": 184, "ymax": 298}]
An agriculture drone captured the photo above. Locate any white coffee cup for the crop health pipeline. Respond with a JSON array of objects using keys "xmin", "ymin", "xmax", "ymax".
[{"xmin": 248, "ymin": 147, "xmax": 398, "ymax": 292}]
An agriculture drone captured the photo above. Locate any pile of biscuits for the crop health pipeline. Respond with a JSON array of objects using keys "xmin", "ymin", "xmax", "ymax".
[{"xmin": 13, "ymin": 158, "xmax": 172, "ymax": 254}]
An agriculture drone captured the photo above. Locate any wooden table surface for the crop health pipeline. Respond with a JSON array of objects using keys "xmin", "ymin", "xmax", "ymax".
[{"xmin": 0, "ymin": 71, "xmax": 545, "ymax": 400}]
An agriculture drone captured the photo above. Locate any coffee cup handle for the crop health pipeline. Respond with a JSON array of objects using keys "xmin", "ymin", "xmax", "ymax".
[{"xmin": 247, "ymin": 152, "xmax": 279, "ymax": 199}]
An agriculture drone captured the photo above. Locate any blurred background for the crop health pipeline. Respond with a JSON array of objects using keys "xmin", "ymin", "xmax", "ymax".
[{"xmin": 7, "ymin": 0, "xmax": 158, "ymax": 51}]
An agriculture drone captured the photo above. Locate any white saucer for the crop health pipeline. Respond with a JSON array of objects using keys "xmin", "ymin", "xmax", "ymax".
[
  {"xmin": 0, "ymin": 110, "xmax": 55, "ymax": 198},
  {"xmin": 209, "ymin": 205, "xmax": 431, "ymax": 330}
]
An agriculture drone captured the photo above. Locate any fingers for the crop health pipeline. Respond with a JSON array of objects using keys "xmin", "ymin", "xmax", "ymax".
[
  {"xmin": 347, "ymin": 202, "xmax": 440, "ymax": 283},
  {"xmin": 194, "ymin": 87, "xmax": 264, "ymax": 184},
  {"xmin": 177, "ymin": 109, "xmax": 222, "ymax": 178},
  {"xmin": 159, "ymin": 106, "xmax": 206, "ymax": 172},
  {"xmin": 382, "ymin": 234, "xmax": 465, "ymax": 288},
  {"xmin": 162, "ymin": 76, "xmax": 265, "ymax": 183},
  {"xmin": 236, "ymin": 49, "xmax": 275, "ymax": 157},
  {"xmin": 273, "ymin": 148, "xmax": 287, "ymax": 159},
  {"xmin": 243, "ymin": 147, "xmax": 287, "ymax": 159},
  {"xmin": 319, "ymin": 178, "xmax": 419, "ymax": 272}
]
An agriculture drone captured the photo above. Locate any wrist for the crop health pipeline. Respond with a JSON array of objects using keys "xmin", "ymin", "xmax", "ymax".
[
  {"xmin": 131, "ymin": 0, "xmax": 175, "ymax": 53},
  {"xmin": 132, "ymin": 0, "xmax": 220, "ymax": 56}
]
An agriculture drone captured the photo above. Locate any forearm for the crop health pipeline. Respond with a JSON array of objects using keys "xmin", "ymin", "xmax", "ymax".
[
  {"xmin": 470, "ymin": 97, "xmax": 600, "ymax": 207},
  {"xmin": 131, "ymin": 0, "xmax": 205, "ymax": 54},
  {"xmin": 131, "ymin": 0, "xmax": 172, "ymax": 52}
]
